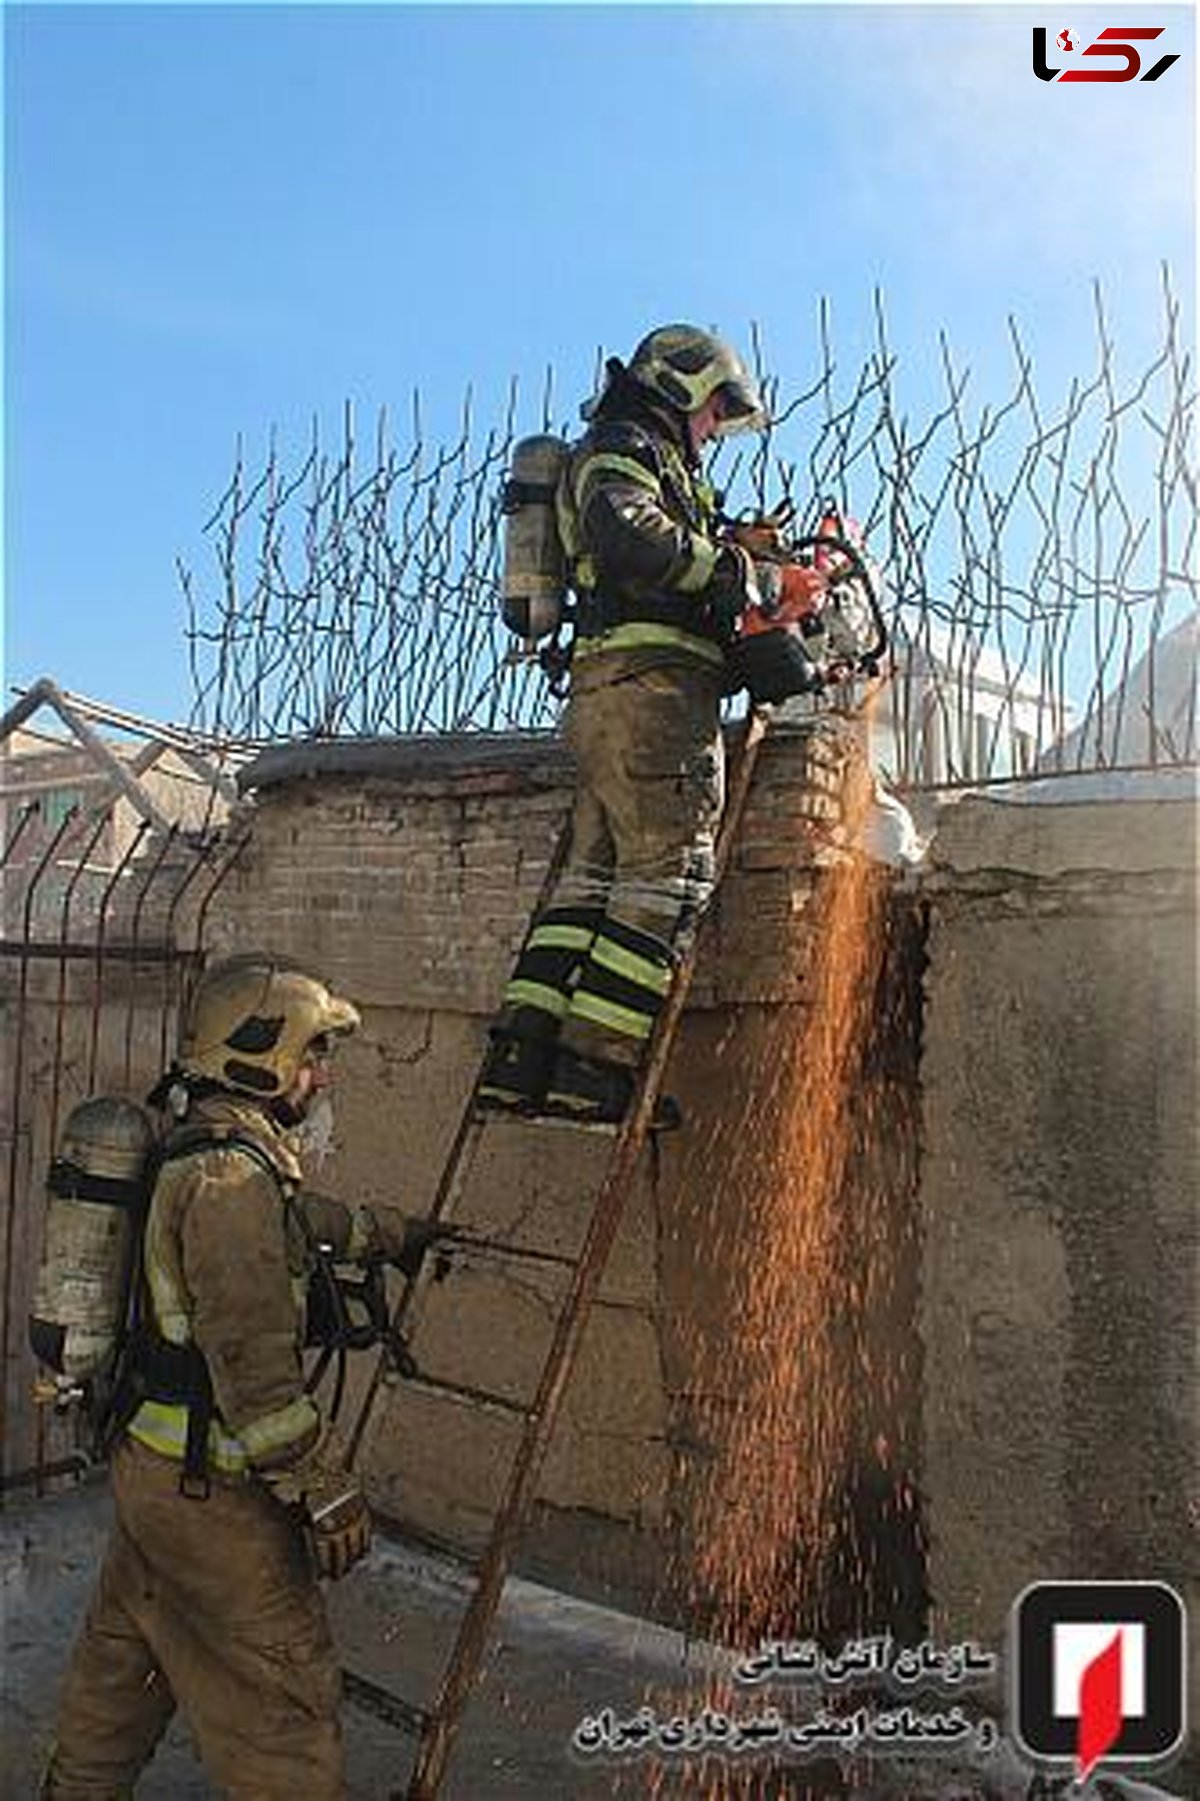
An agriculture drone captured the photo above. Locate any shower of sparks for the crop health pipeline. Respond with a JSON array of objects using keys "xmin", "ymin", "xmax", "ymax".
[
  {"xmin": 641, "ymin": 725, "xmax": 927, "ymax": 1799},
  {"xmin": 692, "ymin": 773, "xmax": 885, "ymax": 1634}
]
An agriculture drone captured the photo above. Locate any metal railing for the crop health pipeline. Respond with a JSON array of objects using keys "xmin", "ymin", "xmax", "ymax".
[{"xmin": 0, "ymin": 800, "xmax": 245, "ymax": 1493}]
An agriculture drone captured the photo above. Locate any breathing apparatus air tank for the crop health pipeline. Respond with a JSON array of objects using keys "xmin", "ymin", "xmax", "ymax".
[
  {"xmin": 500, "ymin": 434, "xmax": 570, "ymax": 641},
  {"xmin": 29, "ymin": 1096, "xmax": 157, "ymax": 1392}
]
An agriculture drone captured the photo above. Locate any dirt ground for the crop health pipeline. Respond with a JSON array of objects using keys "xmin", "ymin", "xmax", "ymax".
[{"xmin": 0, "ymin": 1477, "xmax": 1186, "ymax": 1800}]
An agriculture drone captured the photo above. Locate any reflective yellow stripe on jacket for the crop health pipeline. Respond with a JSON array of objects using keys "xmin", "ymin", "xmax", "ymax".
[
  {"xmin": 130, "ymin": 1152, "xmax": 319, "ymax": 1476},
  {"xmin": 127, "ymin": 1392, "xmax": 320, "ymax": 1476},
  {"xmin": 572, "ymin": 622, "xmax": 725, "ymax": 668},
  {"xmin": 127, "ymin": 1401, "xmax": 248, "ymax": 1474}
]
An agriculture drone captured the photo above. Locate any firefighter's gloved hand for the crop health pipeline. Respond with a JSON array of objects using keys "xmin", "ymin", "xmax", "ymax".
[
  {"xmin": 308, "ymin": 1481, "xmax": 372, "ymax": 1581},
  {"xmin": 729, "ymin": 517, "xmax": 786, "ymax": 561},
  {"xmin": 370, "ymin": 1210, "xmax": 451, "ymax": 1278},
  {"xmin": 266, "ymin": 1427, "xmax": 373, "ymax": 1581},
  {"xmin": 391, "ymin": 1216, "xmax": 451, "ymax": 1278},
  {"xmin": 702, "ymin": 545, "xmax": 759, "ymax": 643}
]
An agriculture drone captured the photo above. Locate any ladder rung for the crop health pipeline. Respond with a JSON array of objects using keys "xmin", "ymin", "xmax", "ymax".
[
  {"xmin": 371, "ymin": 1516, "xmax": 484, "ymax": 1583},
  {"xmin": 342, "ymin": 1667, "xmax": 429, "ymax": 1736},
  {"xmin": 403, "ymin": 1370, "xmax": 534, "ymax": 1421},
  {"xmin": 441, "ymin": 1232, "xmax": 578, "ymax": 1270}
]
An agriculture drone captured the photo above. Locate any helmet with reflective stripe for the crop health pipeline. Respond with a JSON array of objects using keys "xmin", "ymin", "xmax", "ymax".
[
  {"xmin": 180, "ymin": 954, "xmax": 360, "ymax": 1097},
  {"xmin": 627, "ymin": 324, "xmax": 767, "ymax": 435}
]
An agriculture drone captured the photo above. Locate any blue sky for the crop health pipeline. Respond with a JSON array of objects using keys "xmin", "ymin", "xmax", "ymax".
[{"xmin": 4, "ymin": 2, "xmax": 1195, "ymax": 725}]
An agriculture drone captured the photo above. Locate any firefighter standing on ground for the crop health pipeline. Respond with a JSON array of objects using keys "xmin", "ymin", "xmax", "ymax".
[
  {"xmin": 480, "ymin": 323, "xmax": 769, "ymax": 1124},
  {"xmin": 42, "ymin": 955, "xmax": 436, "ymax": 1800}
]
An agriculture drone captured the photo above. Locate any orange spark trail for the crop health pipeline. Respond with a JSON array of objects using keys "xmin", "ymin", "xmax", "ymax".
[{"xmin": 644, "ymin": 727, "xmax": 914, "ymax": 1800}]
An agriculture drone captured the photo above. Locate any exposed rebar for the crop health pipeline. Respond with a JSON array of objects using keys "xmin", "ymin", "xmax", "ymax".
[{"xmin": 182, "ymin": 277, "xmax": 1197, "ymax": 784}]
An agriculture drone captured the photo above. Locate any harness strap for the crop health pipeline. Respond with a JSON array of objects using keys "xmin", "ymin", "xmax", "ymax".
[
  {"xmin": 115, "ymin": 1128, "xmax": 289, "ymax": 1497},
  {"xmin": 158, "ymin": 1125, "xmax": 287, "ymax": 1185},
  {"xmin": 47, "ymin": 1160, "xmax": 147, "ymax": 1209}
]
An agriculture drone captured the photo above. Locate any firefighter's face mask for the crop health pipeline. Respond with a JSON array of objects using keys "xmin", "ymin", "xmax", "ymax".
[
  {"xmin": 688, "ymin": 382, "xmax": 764, "ymax": 456},
  {"xmin": 274, "ymin": 1034, "xmax": 338, "ymax": 1127},
  {"xmin": 687, "ymin": 394, "xmax": 726, "ymax": 454},
  {"xmin": 292, "ymin": 1089, "xmax": 337, "ymax": 1166}
]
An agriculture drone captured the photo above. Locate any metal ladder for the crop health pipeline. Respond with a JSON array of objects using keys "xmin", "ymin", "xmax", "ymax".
[{"xmin": 343, "ymin": 708, "xmax": 770, "ymax": 1799}]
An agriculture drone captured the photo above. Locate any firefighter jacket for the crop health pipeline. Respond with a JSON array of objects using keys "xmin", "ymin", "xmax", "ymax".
[
  {"xmin": 561, "ymin": 387, "xmax": 743, "ymax": 672},
  {"xmin": 126, "ymin": 1092, "xmax": 398, "ymax": 1484}
]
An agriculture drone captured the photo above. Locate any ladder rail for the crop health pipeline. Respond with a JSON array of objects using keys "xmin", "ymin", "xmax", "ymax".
[{"xmin": 406, "ymin": 707, "xmax": 770, "ymax": 1798}]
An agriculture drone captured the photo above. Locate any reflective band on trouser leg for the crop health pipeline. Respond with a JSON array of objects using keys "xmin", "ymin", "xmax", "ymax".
[
  {"xmin": 500, "ymin": 904, "xmax": 601, "ymax": 1029},
  {"xmin": 565, "ymin": 917, "xmax": 676, "ymax": 1053},
  {"xmin": 568, "ymin": 989, "xmax": 655, "ymax": 1042},
  {"xmin": 501, "ymin": 980, "xmax": 570, "ymax": 1021}
]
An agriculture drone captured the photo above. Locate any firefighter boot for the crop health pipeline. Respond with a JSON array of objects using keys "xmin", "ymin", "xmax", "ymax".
[
  {"xmin": 543, "ymin": 1047, "xmax": 681, "ymax": 1131},
  {"xmin": 477, "ymin": 1029, "xmax": 557, "ymax": 1115}
]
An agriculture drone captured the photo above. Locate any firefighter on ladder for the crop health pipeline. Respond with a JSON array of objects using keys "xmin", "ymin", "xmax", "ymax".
[
  {"xmin": 42, "ymin": 955, "xmax": 439, "ymax": 1800},
  {"xmin": 479, "ymin": 323, "xmax": 775, "ymax": 1126}
]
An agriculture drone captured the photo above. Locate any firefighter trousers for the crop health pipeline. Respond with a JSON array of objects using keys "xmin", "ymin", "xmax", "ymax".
[
  {"xmin": 42, "ymin": 1436, "xmax": 344, "ymax": 1800},
  {"xmin": 499, "ymin": 650, "xmax": 726, "ymax": 1068}
]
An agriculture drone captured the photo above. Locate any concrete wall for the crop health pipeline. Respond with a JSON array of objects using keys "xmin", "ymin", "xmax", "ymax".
[
  {"xmin": 200, "ymin": 729, "xmax": 1197, "ymax": 1751},
  {"xmin": 919, "ymin": 793, "xmax": 1198, "ymax": 1763},
  {"xmin": 205, "ymin": 726, "xmax": 918, "ymax": 1620}
]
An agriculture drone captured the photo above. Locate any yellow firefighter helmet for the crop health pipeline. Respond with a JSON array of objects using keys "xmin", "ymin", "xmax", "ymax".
[
  {"xmin": 627, "ymin": 324, "xmax": 767, "ymax": 434},
  {"xmin": 179, "ymin": 954, "xmax": 360, "ymax": 1097}
]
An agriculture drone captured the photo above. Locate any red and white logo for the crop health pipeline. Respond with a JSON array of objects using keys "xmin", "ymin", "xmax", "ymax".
[
  {"xmin": 1032, "ymin": 25, "xmax": 1180, "ymax": 81},
  {"xmin": 1012, "ymin": 1582, "xmax": 1185, "ymax": 1781}
]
